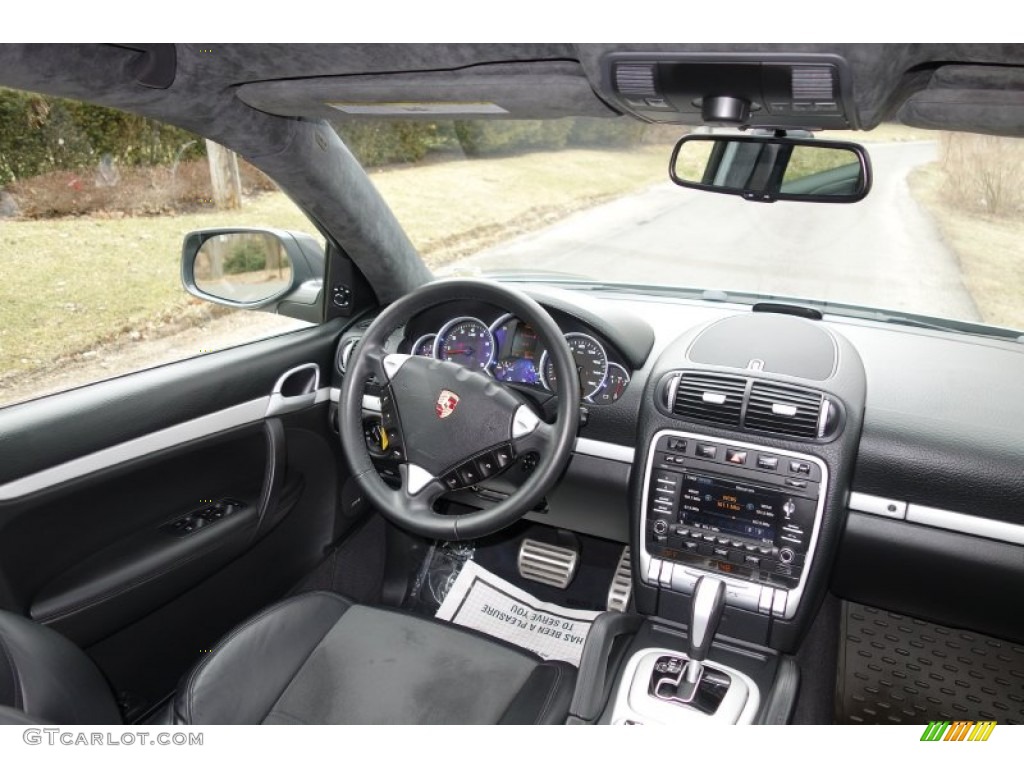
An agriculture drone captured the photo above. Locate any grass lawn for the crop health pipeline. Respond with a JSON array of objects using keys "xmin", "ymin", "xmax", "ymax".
[
  {"xmin": 907, "ymin": 163, "xmax": 1024, "ymax": 331},
  {"xmin": 0, "ymin": 145, "xmax": 671, "ymax": 382}
]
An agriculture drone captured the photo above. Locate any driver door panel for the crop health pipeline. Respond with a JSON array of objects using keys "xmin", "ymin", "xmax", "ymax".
[{"xmin": 0, "ymin": 321, "xmax": 354, "ymax": 713}]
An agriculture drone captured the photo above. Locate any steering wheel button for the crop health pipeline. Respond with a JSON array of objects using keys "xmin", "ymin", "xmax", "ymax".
[
  {"xmin": 493, "ymin": 444, "xmax": 514, "ymax": 467},
  {"xmin": 442, "ymin": 473, "xmax": 461, "ymax": 491},
  {"xmin": 456, "ymin": 464, "xmax": 481, "ymax": 486},
  {"xmin": 475, "ymin": 454, "xmax": 498, "ymax": 477}
]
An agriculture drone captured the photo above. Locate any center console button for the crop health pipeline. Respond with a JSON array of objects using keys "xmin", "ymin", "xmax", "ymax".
[
  {"xmin": 723, "ymin": 581, "xmax": 761, "ymax": 611},
  {"xmin": 646, "ymin": 558, "xmax": 663, "ymax": 584},
  {"xmin": 757, "ymin": 455, "xmax": 779, "ymax": 471},
  {"xmin": 670, "ymin": 566, "xmax": 698, "ymax": 592},
  {"xmin": 772, "ymin": 590, "xmax": 788, "ymax": 617},
  {"xmin": 725, "ymin": 449, "xmax": 747, "ymax": 465},
  {"xmin": 659, "ymin": 562, "xmax": 675, "ymax": 588},
  {"xmin": 696, "ymin": 444, "xmax": 717, "ymax": 459}
]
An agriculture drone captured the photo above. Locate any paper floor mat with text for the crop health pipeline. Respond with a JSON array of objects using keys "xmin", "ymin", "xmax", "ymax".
[{"xmin": 434, "ymin": 560, "xmax": 599, "ymax": 666}]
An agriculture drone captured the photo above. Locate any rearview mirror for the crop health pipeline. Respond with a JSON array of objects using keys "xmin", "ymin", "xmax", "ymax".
[
  {"xmin": 669, "ymin": 134, "xmax": 871, "ymax": 203},
  {"xmin": 181, "ymin": 228, "xmax": 325, "ymax": 322}
]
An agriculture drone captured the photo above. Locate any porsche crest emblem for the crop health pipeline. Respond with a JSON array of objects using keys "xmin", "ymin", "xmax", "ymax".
[{"xmin": 435, "ymin": 389, "xmax": 459, "ymax": 419}]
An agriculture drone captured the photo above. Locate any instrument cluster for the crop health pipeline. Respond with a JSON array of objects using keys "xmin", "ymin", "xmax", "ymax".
[{"xmin": 406, "ymin": 313, "xmax": 630, "ymax": 405}]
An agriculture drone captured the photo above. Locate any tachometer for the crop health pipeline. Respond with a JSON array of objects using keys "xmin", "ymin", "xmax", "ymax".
[
  {"xmin": 540, "ymin": 333, "xmax": 608, "ymax": 400},
  {"xmin": 588, "ymin": 362, "xmax": 630, "ymax": 405},
  {"xmin": 433, "ymin": 317, "xmax": 495, "ymax": 371}
]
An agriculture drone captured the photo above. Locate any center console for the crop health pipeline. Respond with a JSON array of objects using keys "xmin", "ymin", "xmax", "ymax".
[
  {"xmin": 639, "ymin": 430, "xmax": 828, "ymax": 621},
  {"xmin": 566, "ymin": 312, "xmax": 866, "ymax": 726}
]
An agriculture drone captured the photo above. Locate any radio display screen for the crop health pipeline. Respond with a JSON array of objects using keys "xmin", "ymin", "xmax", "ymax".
[{"xmin": 678, "ymin": 474, "xmax": 780, "ymax": 545}]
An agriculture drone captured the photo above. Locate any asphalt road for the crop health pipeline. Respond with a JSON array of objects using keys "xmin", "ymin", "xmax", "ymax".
[{"xmin": 451, "ymin": 142, "xmax": 980, "ymax": 322}]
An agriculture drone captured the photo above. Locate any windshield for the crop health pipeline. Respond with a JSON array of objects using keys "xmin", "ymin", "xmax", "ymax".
[{"xmin": 334, "ymin": 118, "xmax": 1023, "ymax": 336}]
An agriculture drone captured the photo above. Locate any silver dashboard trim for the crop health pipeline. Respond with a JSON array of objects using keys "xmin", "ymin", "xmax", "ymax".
[
  {"xmin": 638, "ymin": 429, "xmax": 830, "ymax": 622},
  {"xmin": 573, "ymin": 438, "xmax": 634, "ymax": 464},
  {"xmin": 849, "ymin": 492, "xmax": 1024, "ymax": 546},
  {"xmin": 848, "ymin": 491, "xmax": 907, "ymax": 519},
  {"xmin": 906, "ymin": 503, "xmax": 1024, "ymax": 547}
]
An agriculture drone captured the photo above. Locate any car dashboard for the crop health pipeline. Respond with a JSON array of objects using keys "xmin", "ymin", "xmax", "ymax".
[{"xmin": 332, "ymin": 282, "xmax": 1024, "ymax": 661}]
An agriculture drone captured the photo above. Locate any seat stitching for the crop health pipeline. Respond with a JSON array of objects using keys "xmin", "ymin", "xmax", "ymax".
[
  {"xmin": 180, "ymin": 591, "xmax": 350, "ymax": 723},
  {"xmin": 533, "ymin": 663, "xmax": 564, "ymax": 725}
]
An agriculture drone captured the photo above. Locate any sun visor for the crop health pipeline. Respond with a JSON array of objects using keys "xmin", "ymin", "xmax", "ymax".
[{"xmin": 236, "ymin": 62, "xmax": 618, "ymax": 120}]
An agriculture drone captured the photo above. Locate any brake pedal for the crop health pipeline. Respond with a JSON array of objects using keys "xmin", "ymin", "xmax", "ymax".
[
  {"xmin": 606, "ymin": 546, "xmax": 632, "ymax": 612},
  {"xmin": 517, "ymin": 538, "xmax": 578, "ymax": 589}
]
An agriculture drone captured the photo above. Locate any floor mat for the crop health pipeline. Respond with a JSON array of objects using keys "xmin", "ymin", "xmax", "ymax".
[
  {"xmin": 435, "ymin": 560, "xmax": 600, "ymax": 666},
  {"xmin": 837, "ymin": 602, "xmax": 1024, "ymax": 724}
]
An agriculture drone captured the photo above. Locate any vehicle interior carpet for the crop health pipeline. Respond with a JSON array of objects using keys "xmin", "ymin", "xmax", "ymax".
[
  {"xmin": 288, "ymin": 513, "xmax": 386, "ymax": 605},
  {"xmin": 836, "ymin": 601, "xmax": 1024, "ymax": 724}
]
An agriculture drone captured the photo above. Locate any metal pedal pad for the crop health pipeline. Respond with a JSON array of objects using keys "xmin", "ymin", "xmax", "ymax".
[
  {"xmin": 606, "ymin": 546, "xmax": 632, "ymax": 612},
  {"xmin": 517, "ymin": 538, "xmax": 579, "ymax": 589}
]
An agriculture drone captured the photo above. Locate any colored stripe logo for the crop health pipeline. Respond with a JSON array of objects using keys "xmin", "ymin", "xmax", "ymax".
[{"xmin": 920, "ymin": 720, "xmax": 997, "ymax": 742}]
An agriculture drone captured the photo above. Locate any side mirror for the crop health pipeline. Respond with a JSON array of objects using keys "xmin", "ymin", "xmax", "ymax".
[
  {"xmin": 181, "ymin": 228, "xmax": 325, "ymax": 322},
  {"xmin": 669, "ymin": 134, "xmax": 872, "ymax": 203}
]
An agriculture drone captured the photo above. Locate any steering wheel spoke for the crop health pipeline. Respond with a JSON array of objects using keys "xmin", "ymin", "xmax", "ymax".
[
  {"xmin": 399, "ymin": 462, "xmax": 447, "ymax": 514},
  {"xmin": 510, "ymin": 404, "xmax": 555, "ymax": 457}
]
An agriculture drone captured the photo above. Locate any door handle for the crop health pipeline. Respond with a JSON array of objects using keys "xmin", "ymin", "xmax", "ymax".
[{"xmin": 266, "ymin": 363, "xmax": 320, "ymax": 417}]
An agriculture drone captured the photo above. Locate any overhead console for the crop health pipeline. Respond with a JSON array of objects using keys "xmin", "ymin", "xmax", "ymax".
[
  {"xmin": 632, "ymin": 311, "xmax": 867, "ymax": 653},
  {"xmin": 601, "ymin": 52, "xmax": 859, "ymax": 130}
]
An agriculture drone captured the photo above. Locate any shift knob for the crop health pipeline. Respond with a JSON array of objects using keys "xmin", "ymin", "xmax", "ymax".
[{"xmin": 688, "ymin": 575, "xmax": 726, "ymax": 664}]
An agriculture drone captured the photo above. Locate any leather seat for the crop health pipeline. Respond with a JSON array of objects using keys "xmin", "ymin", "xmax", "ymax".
[
  {"xmin": 175, "ymin": 592, "xmax": 576, "ymax": 724},
  {"xmin": 0, "ymin": 591, "xmax": 576, "ymax": 725}
]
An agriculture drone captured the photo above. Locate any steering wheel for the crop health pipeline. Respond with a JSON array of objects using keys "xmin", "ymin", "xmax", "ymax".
[{"xmin": 339, "ymin": 278, "xmax": 581, "ymax": 540}]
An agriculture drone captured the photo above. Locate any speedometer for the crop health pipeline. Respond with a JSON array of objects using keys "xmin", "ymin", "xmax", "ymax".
[
  {"xmin": 433, "ymin": 317, "xmax": 495, "ymax": 371},
  {"xmin": 540, "ymin": 333, "xmax": 608, "ymax": 400}
]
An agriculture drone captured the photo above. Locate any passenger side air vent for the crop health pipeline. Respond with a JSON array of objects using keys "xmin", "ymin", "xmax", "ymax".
[
  {"xmin": 746, "ymin": 382, "xmax": 824, "ymax": 439},
  {"xmin": 673, "ymin": 373, "xmax": 746, "ymax": 427}
]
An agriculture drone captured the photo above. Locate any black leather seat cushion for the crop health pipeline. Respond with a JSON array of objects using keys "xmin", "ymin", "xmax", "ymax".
[
  {"xmin": 175, "ymin": 591, "xmax": 576, "ymax": 725},
  {"xmin": 0, "ymin": 610, "xmax": 120, "ymax": 725}
]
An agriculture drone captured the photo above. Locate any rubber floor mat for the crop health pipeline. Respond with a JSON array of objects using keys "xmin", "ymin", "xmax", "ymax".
[{"xmin": 837, "ymin": 602, "xmax": 1024, "ymax": 724}]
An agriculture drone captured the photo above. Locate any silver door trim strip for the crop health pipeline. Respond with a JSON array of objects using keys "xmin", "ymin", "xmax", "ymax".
[{"xmin": 0, "ymin": 397, "xmax": 271, "ymax": 501}]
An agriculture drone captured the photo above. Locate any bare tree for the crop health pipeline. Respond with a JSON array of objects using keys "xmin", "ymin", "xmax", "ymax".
[{"xmin": 205, "ymin": 139, "xmax": 242, "ymax": 210}]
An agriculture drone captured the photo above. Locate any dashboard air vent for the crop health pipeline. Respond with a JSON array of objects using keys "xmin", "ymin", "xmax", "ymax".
[
  {"xmin": 746, "ymin": 382, "xmax": 824, "ymax": 438},
  {"xmin": 673, "ymin": 373, "xmax": 746, "ymax": 427},
  {"xmin": 337, "ymin": 337, "xmax": 360, "ymax": 374}
]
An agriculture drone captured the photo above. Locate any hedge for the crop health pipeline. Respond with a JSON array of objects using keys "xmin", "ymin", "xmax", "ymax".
[{"xmin": 0, "ymin": 84, "xmax": 652, "ymax": 187}]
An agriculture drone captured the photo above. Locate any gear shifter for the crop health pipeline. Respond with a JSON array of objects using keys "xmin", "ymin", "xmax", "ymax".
[
  {"xmin": 650, "ymin": 574, "xmax": 728, "ymax": 708},
  {"xmin": 685, "ymin": 575, "xmax": 726, "ymax": 685}
]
